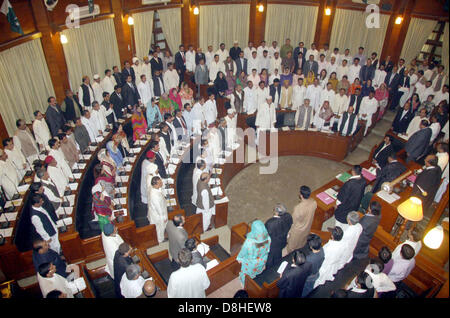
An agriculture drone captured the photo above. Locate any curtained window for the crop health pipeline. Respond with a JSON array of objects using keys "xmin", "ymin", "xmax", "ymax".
[
  {"xmin": 61, "ymin": 19, "xmax": 121, "ymax": 91},
  {"xmin": 264, "ymin": 4, "xmax": 318, "ymax": 49},
  {"xmin": 329, "ymin": 9, "xmax": 389, "ymax": 58},
  {"xmin": 400, "ymin": 18, "xmax": 437, "ymax": 65},
  {"xmin": 158, "ymin": 8, "xmax": 182, "ymax": 55},
  {"xmin": 0, "ymin": 39, "xmax": 55, "ymax": 135},
  {"xmin": 199, "ymin": 4, "xmax": 250, "ymax": 51},
  {"xmin": 133, "ymin": 10, "xmax": 154, "ymax": 60}
]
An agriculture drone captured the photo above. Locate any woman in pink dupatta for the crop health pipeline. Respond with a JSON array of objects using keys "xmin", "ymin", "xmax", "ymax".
[
  {"xmin": 169, "ymin": 88, "xmax": 182, "ymax": 111},
  {"xmin": 375, "ymin": 83, "xmax": 389, "ymax": 121}
]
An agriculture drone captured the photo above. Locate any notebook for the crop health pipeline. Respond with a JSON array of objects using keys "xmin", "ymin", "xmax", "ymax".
[
  {"xmin": 336, "ymin": 172, "xmax": 352, "ymax": 183},
  {"xmin": 316, "ymin": 191, "xmax": 335, "ymax": 205},
  {"xmin": 362, "ymin": 168, "xmax": 377, "ymax": 182}
]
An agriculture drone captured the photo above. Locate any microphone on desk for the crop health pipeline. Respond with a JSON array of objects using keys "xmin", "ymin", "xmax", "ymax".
[
  {"xmin": 59, "ymin": 216, "xmax": 68, "ymax": 233},
  {"xmin": 0, "ymin": 206, "xmax": 10, "ymax": 229},
  {"xmin": 6, "ymin": 174, "xmax": 21, "ymax": 202}
]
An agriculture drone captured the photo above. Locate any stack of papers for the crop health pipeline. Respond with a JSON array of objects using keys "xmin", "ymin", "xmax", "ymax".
[
  {"xmin": 12, "ymin": 198, "xmax": 23, "ymax": 206},
  {"xmin": 376, "ymin": 190, "xmax": 400, "ymax": 204},
  {"xmin": 316, "ymin": 192, "xmax": 335, "ymax": 205},
  {"xmin": 206, "ymin": 259, "xmax": 219, "ymax": 271},
  {"xmin": 208, "ymin": 178, "xmax": 221, "ymax": 186},
  {"xmin": 167, "ymin": 164, "xmax": 177, "ymax": 175},
  {"xmin": 211, "ymin": 187, "xmax": 223, "ymax": 196},
  {"xmin": 0, "ymin": 228, "xmax": 13, "ymax": 237},
  {"xmin": 166, "ymin": 198, "xmax": 177, "ymax": 206},
  {"xmin": 336, "ymin": 172, "xmax": 352, "ymax": 183},
  {"xmin": 362, "ymin": 168, "xmax": 377, "ymax": 182},
  {"xmin": 17, "ymin": 184, "xmax": 30, "ymax": 194},
  {"xmin": 170, "ymin": 157, "xmax": 180, "ymax": 165},
  {"xmin": 397, "ymin": 134, "xmax": 408, "ymax": 140},
  {"xmin": 214, "ymin": 158, "xmax": 226, "ymax": 165},
  {"xmin": 0, "ymin": 212, "xmax": 17, "ymax": 222},
  {"xmin": 67, "ymin": 278, "xmax": 87, "ymax": 294},
  {"xmin": 324, "ymin": 188, "xmax": 338, "ymax": 200},
  {"xmin": 56, "ymin": 217, "xmax": 72, "ymax": 227},
  {"xmin": 197, "ymin": 242, "xmax": 210, "ymax": 257},
  {"xmin": 214, "ymin": 196, "xmax": 229, "ymax": 204},
  {"xmin": 117, "ymin": 119, "xmax": 125, "ymax": 124},
  {"xmin": 115, "ymin": 175, "xmax": 129, "ymax": 183},
  {"xmin": 117, "ymin": 187, "xmax": 127, "ymax": 194},
  {"xmin": 130, "ymin": 147, "xmax": 142, "ymax": 154}
]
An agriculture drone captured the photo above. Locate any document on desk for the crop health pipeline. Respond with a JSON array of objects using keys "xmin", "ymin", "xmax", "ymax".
[
  {"xmin": 324, "ymin": 188, "xmax": 338, "ymax": 200},
  {"xmin": 73, "ymin": 173, "xmax": 82, "ymax": 179},
  {"xmin": 376, "ymin": 190, "xmax": 400, "ymax": 204},
  {"xmin": 212, "ymin": 168, "xmax": 223, "ymax": 174},
  {"xmin": 125, "ymin": 165, "xmax": 132, "ymax": 172},
  {"xmin": 336, "ymin": 172, "xmax": 352, "ymax": 183},
  {"xmin": 362, "ymin": 168, "xmax": 377, "ymax": 182},
  {"xmin": 0, "ymin": 228, "xmax": 13, "ymax": 237},
  {"xmin": 129, "ymin": 156, "xmax": 136, "ymax": 163},
  {"xmin": 117, "ymin": 187, "xmax": 127, "ymax": 194},
  {"xmin": 206, "ymin": 259, "xmax": 219, "ymax": 271},
  {"xmin": 214, "ymin": 196, "xmax": 229, "ymax": 204},
  {"xmin": 130, "ymin": 147, "xmax": 142, "ymax": 154},
  {"xmin": 119, "ymin": 175, "xmax": 129, "ymax": 183},
  {"xmin": 68, "ymin": 278, "xmax": 87, "ymax": 294},
  {"xmin": 166, "ymin": 198, "xmax": 177, "ymax": 206},
  {"xmin": 12, "ymin": 198, "xmax": 23, "ymax": 206},
  {"xmin": 56, "ymin": 207, "xmax": 73, "ymax": 216},
  {"xmin": 96, "ymin": 136, "xmax": 105, "ymax": 143},
  {"xmin": 165, "ymin": 178, "xmax": 175, "ymax": 185},
  {"xmin": 68, "ymin": 183, "xmax": 78, "ymax": 191},
  {"xmin": 197, "ymin": 242, "xmax": 210, "ymax": 256},
  {"xmin": 281, "ymin": 126, "xmax": 290, "ymax": 131},
  {"xmin": 170, "ymin": 157, "xmax": 180, "ymax": 165},
  {"xmin": 163, "ymin": 188, "xmax": 174, "ymax": 196},
  {"xmin": 0, "ymin": 212, "xmax": 17, "ymax": 222},
  {"xmin": 118, "ymin": 197, "xmax": 127, "ymax": 205},
  {"xmin": 167, "ymin": 163, "xmax": 177, "ymax": 175},
  {"xmin": 89, "ymin": 146, "xmax": 97, "ymax": 151},
  {"xmin": 56, "ymin": 217, "xmax": 72, "ymax": 227},
  {"xmin": 209, "ymin": 178, "xmax": 221, "ymax": 186},
  {"xmin": 17, "ymin": 184, "xmax": 30, "ymax": 194},
  {"xmin": 73, "ymin": 163, "xmax": 86, "ymax": 170},
  {"xmin": 277, "ymin": 261, "xmax": 288, "ymax": 275},
  {"xmin": 211, "ymin": 186, "xmax": 223, "ymax": 196},
  {"xmin": 64, "ymin": 195, "xmax": 75, "ymax": 206},
  {"xmin": 316, "ymin": 191, "xmax": 335, "ymax": 205},
  {"xmin": 231, "ymin": 143, "xmax": 240, "ymax": 150}
]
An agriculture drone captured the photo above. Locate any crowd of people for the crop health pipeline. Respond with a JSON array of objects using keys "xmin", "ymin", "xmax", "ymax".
[{"xmin": 0, "ymin": 36, "xmax": 449, "ymax": 299}]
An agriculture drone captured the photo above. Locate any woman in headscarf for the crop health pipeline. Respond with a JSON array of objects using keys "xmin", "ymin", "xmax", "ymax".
[
  {"xmin": 328, "ymin": 72, "xmax": 339, "ymax": 92},
  {"xmin": 106, "ymin": 134, "xmax": 124, "ymax": 168},
  {"xmin": 159, "ymin": 93, "xmax": 177, "ymax": 116},
  {"xmin": 349, "ymin": 78, "xmax": 362, "ymax": 95},
  {"xmin": 236, "ymin": 71, "xmax": 247, "ymax": 88},
  {"xmin": 115, "ymin": 123, "xmax": 130, "ymax": 154},
  {"xmin": 169, "ymin": 87, "xmax": 182, "ymax": 111},
  {"xmin": 94, "ymin": 149, "xmax": 116, "ymax": 197},
  {"xmin": 375, "ymin": 83, "xmax": 389, "ymax": 120},
  {"xmin": 131, "ymin": 106, "xmax": 148, "ymax": 141},
  {"xmin": 236, "ymin": 220, "xmax": 271, "ymax": 286},
  {"xmin": 304, "ymin": 70, "xmax": 315, "ymax": 87},
  {"xmin": 179, "ymin": 82, "xmax": 194, "ymax": 107},
  {"xmin": 225, "ymin": 70, "xmax": 236, "ymax": 95},
  {"xmin": 361, "ymin": 79, "xmax": 373, "ymax": 97},
  {"xmin": 92, "ymin": 183, "xmax": 113, "ymax": 232},
  {"xmin": 314, "ymin": 101, "xmax": 334, "ymax": 130},
  {"xmin": 214, "ymin": 71, "xmax": 228, "ymax": 97}
]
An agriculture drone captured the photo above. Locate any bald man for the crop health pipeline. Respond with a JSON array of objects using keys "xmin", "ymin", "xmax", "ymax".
[{"xmin": 138, "ymin": 279, "xmax": 168, "ymax": 298}]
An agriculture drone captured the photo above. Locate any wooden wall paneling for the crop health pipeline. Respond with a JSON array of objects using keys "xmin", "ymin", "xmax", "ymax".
[
  {"xmin": 314, "ymin": 0, "xmax": 337, "ymax": 48},
  {"xmin": 249, "ymin": 0, "xmax": 267, "ymax": 45},
  {"xmin": 30, "ymin": 0, "xmax": 69, "ymax": 102},
  {"xmin": 380, "ymin": 0, "xmax": 416, "ymax": 63},
  {"xmin": 0, "ymin": 0, "xmax": 37, "ymax": 45},
  {"xmin": 111, "ymin": 0, "xmax": 133, "ymax": 63},
  {"xmin": 181, "ymin": 0, "xmax": 199, "ymax": 48}
]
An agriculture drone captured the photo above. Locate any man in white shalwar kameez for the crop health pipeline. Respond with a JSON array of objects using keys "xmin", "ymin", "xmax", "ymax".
[
  {"xmin": 243, "ymin": 81, "xmax": 257, "ymax": 114},
  {"xmin": 32, "ymin": 111, "xmax": 52, "ymax": 152},
  {"xmin": 92, "ymin": 74, "xmax": 104, "ymax": 104},
  {"xmin": 209, "ymin": 55, "xmax": 224, "ymax": 82},
  {"xmin": 305, "ymin": 79, "xmax": 322, "ymax": 113},
  {"xmin": 48, "ymin": 138, "xmax": 74, "ymax": 182},
  {"xmin": 101, "ymin": 223, "xmax": 124, "ymax": 279},
  {"xmin": 0, "ymin": 149, "xmax": 21, "ymax": 200},
  {"xmin": 185, "ymin": 45, "xmax": 196, "ymax": 73},
  {"xmin": 191, "ymin": 159, "xmax": 207, "ymax": 211},
  {"xmin": 333, "ymin": 88, "xmax": 350, "ymax": 125},
  {"xmin": 45, "ymin": 156, "xmax": 69, "ymax": 197},
  {"xmin": 255, "ymin": 96, "xmax": 276, "ymax": 146},
  {"xmin": 196, "ymin": 172, "xmax": 215, "ymax": 232},
  {"xmin": 132, "ymin": 57, "xmax": 144, "ymax": 85},
  {"xmin": 292, "ymin": 78, "xmax": 306, "ymax": 110},
  {"xmin": 191, "ymin": 97, "xmax": 206, "ymax": 135},
  {"xmin": 147, "ymin": 176, "xmax": 168, "ymax": 243},
  {"xmin": 81, "ymin": 110, "xmax": 98, "ymax": 142},
  {"xmin": 14, "ymin": 119, "xmax": 40, "ymax": 165},
  {"xmin": 91, "ymin": 102, "xmax": 107, "ymax": 134},
  {"xmin": 337, "ymin": 212, "xmax": 363, "ymax": 268},
  {"xmin": 3, "ymin": 138, "xmax": 28, "ymax": 179},
  {"xmin": 37, "ymin": 263, "xmax": 74, "ymax": 298},
  {"xmin": 163, "ymin": 63, "xmax": 180, "ymax": 91},
  {"xmin": 225, "ymin": 109, "xmax": 237, "ymax": 147},
  {"xmin": 137, "ymin": 75, "xmax": 153, "ymax": 106},
  {"xmin": 208, "ymin": 127, "xmax": 222, "ymax": 162},
  {"xmin": 359, "ymin": 90, "xmax": 378, "ymax": 136},
  {"xmin": 203, "ymin": 94, "xmax": 218, "ymax": 126},
  {"xmin": 141, "ymin": 151, "xmax": 159, "ymax": 204},
  {"xmin": 101, "ymin": 69, "xmax": 117, "ymax": 94}
]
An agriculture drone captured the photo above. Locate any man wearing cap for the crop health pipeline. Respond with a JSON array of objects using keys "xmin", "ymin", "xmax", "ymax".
[
  {"xmin": 78, "ymin": 76, "xmax": 95, "ymax": 111},
  {"xmin": 255, "ymin": 96, "xmax": 276, "ymax": 139},
  {"xmin": 0, "ymin": 148, "xmax": 21, "ymax": 200},
  {"xmin": 45, "ymin": 155, "xmax": 70, "ymax": 197},
  {"xmin": 113, "ymin": 242, "xmax": 134, "ymax": 298},
  {"xmin": 229, "ymin": 41, "xmax": 242, "ymax": 61},
  {"xmin": 92, "ymin": 74, "xmax": 104, "ymax": 103},
  {"xmin": 132, "ymin": 57, "xmax": 144, "ymax": 85},
  {"xmin": 148, "ymin": 176, "xmax": 168, "ymax": 243},
  {"xmin": 225, "ymin": 109, "xmax": 237, "ymax": 147},
  {"xmin": 203, "ymin": 93, "xmax": 218, "ymax": 126},
  {"xmin": 196, "ymin": 172, "xmax": 215, "ymax": 232},
  {"xmin": 140, "ymin": 150, "xmax": 158, "ymax": 205},
  {"xmin": 265, "ymin": 203, "xmax": 293, "ymax": 268}
]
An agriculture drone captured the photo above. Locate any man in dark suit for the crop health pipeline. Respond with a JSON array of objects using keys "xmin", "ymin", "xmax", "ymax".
[
  {"xmin": 384, "ymin": 65, "xmax": 401, "ymax": 110},
  {"xmin": 302, "ymin": 54, "xmax": 319, "ymax": 77},
  {"xmin": 235, "ymin": 51, "xmax": 248, "ymax": 76},
  {"xmin": 121, "ymin": 60, "xmax": 135, "ymax": 84},
  {"xmin": 61, "ymin": 89, "xmax": 82, "ymax": 122},
  {"xmin": 150, "ymin": 51, "xmax": 163, "ymax": 76},
  {"xmin": 380, "ymin": 56, "xmax": 394, "ymax": 73},
  {"xmin": 411, "ymin": 154, "xmax": 442, "ymax": 213},
  {"xmin": 348, "ymin": 88, "xmax": 364, "ymax": 115},
  {"xmin": 334, "ymin": 165, "xmax": 367, "ymax": 227},
  {"xmin": 152, "ymin": 70, "xmax": 166, "ymax": 97},
  {"xmin": 121, "ymin": 75, "xmax": 141, "ymax": 111},
  {"xmin": 174, "ymin": 44, "xmax": 187, "ymax": 86},
  {"xmin": 269, "ymin": 78, "xmax": 282, "ymax": 107},
  {"xmin": 294, "ymin": 52, "xmax": 306, "ymax": 74},
  {"xmin": 229, "ymin": 41, "xmax": 242, "ymax": 61},
  {"xmin": 353, "ymin": 201, "xmax": 381, "ymax": 260},
  {"xmin": 149, "ymin": 140, "xmax": 167, "ymax": 178},
  {"xmin": 101, "ymin": 92, "xmax": 115, "ymax": 124},
  {"xmin": 112, "ymin": 66, "xmax": 123, "ymax": 87},
  {"xmin": 45, "ymin": 96, "xmax": 67, "ymax": 137},
  {"xmin": 113, "ymin": 243, "xmax": 134, "ymax": 298},
  {"xmin": 166, "ymin": 215, "xmax": 188, "ymax": 270},
  {"xmin": 359, "ymin": 58, "xmax": 375, "ymax": 85},
  {"xmin": 110, "ymin": 85, "xmax": 126, "ymax": 120},
  {"xmin": 195, "ymin": 48, "xmax": 206, "ymax": 65},
  {"xmin": 277, "ymin": 251, "xmax": 312, "ymax": 298},
  {"xmin": 404, "ymin": 120, "xmax": 432, "ymax": 163},
  {"xmin": 265, "ymin": 204, "xmax": 293, "ymax": 268},
  {"xmin": 372, "ymin": 135, "xmax": 394, "ymax": 169},
  {"xmin": 173, "ymin": 109, "xmax": 188, "ymax": 141},
  {"xmin": 392, "ymin": 100, "xmax": 414, "ymax": 134},
  {"xmin": 372, "ymin": 153, "xmax": 406, "ymax": 193},
  {"xmin": 293, "ymin": 41, "xmax": 307, "ymax": 60}
]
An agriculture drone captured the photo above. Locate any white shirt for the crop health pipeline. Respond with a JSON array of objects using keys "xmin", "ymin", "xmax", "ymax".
[
  {"xmin": 191, "ymin": 102, "xmax": 206, "ymax": 134},
  {"xmin": 37, "ymin": 273, "xmax": 74, "ymax": 298},
  {"xmin": 373, "ymin": 69, "xmax": 387, "ymax": 88},
  {"xmin": 305, "ymin": 84, "xmax": 322, "ymax": 112},
  {"xmin": 336, "ymin": 65, "xmax": 349, "ymax": 81},
  {"xmin": 359, "ymin": 96, "xmax": 378, "ymax": 118},
  {"xmin": 33, "ymin": 119, "xmax": 51, "ymax": 149},
  {"xmin": 191, "ymin": 167, "xmax": 204, "ymax": 205},
  {"xmin": 100, "ymin": 75, "xmax": 117, "ymax": 94},
  {"xmin": 268, "ymin": 73, "xmax": 280, "ymax": 86},
  {"xmin": 81, "ymin": 116, "xmax": 97, "ymax": 142},
  {"xmin": 92, "ymin": 81, "xmax": 104, "ymax": 104},
  {"xmin": 338, "ymin": 112, "xmax": 358, "ymax": 136},
  {"xmin": 257, "ymin": 45, "xmax": 268, "ymax": 59},
  {"xmin": 243, "ymin": 86, "xmax": 257, "ymax": 114},
  {"xmin": 101, "ymin": 232, "xmax": 124, "ymax": 279},
  {"xmin": 255, "ymin": 87, "xmax": 270, "ymax": 109},
  {"xmin": 269, "ymin": 57, "xmax": 282, "ymax": 75},
  {"xmin": 429, "ymin": 122, "xmax": 441, "ymax": 144},
  {"xmin": 185, "ymin": 50, "xmax": 196, "ymax": 72},
  {"xmin": 216, "ymin": 49, "xmax": 229, "ymax": 63},
  {"xmin": 203, "ymin": 99, "xmax": 217, "ymax": 125},
  {"xmin": 247, "ymin": 56, "xmax": 260, "ymax": 75},
  {"xmin": 167, "ymin": 264, "xmax": 210, "ymax": 298},
  {"xmin": 163, "ymin": 69, "xmax": 180, "ymax": 91},
  {"xmin": 31, "ymin": 206, "xmax": 58, "ymax": 243},
  {"xmin": 348, "ymin": 64, "xmax": 361, "ymax": 84},
  {"xmin": 320, "ymin": 88, "xmax": 336, "ymax": 112},
  {"xmin": 244, "ymin": 47, "xmax": 257, "ymax": 60},
  {"xmin": 137, "ymin": 80, "xmax": 153, "ymax": 105},
  {"xmin": 255, "ymin": 102, "xmax": 276, "ymax": 130},
  {"xmin": 341, "ymin": 54, "xmax": 352, "ymax": 65},
  {"xmin": 0, "ymin": 159, "xmax": 20, "ymax": 200},
  {"xmin": 120, "ymin": 274, "xmax": 148, "ymax": 298},
  {"xmin": 133, "ymin": 64, "xmax": 144, "ymax": 85},
  {"xmin": 433, "ymin": 90, "xmax": 449, "ymax": 105},
  {"xmin": 292, "ymin": 85, "xmax": 306, "ymax": 110},
  {"xmin": 437, "ymin": 152, "xmax": 449, "ymax": 174},
  {"xmin": 268, "ymin": 46, "xmax": 280, "ymax": 58},
  {"xmin": 406, "ymin": 116, "xmax": 428, "ymax": 138},
  {"xmin": 331, "ymin": 53, "xmax": 341, "ymax": 65},
  {"xmin": 318, "ymin": 60, "xmax": 328, "ymax": 74},
  {"xmin": 308, "ymin": 49, "xmax": 319, "ymax": 61},
  {"xmin": 205, "ymin": 51, "xmax": 215, "ymax": 69},
  {"xmin": 91, "ymin": 108, "xmax": 107, "ymax": 133},
  {"xmin": 49, "ymin": 148, "xmax": 73, "ymax": 180},
  {"xmin": 209, "ymin": 60, "xmax": 224, "ymax": 82},
  {"xmin": 327, "ymin": 62, "xmax": 338, "ymax": 76},
  {"xmin": 333, "ymin": 94, "xmax": 349, "ymax": 115},
  {"xmin": 258, "ymin": 56, "xmax": 270, "ymax": 73}
]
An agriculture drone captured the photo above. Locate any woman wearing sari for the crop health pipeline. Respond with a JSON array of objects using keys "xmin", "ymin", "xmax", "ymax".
[
  {"xmin": 106, "ymin": 134, "xmax": 124, "ymax": 168},
  {"xmin": 179, "ymin": 82, "xmax": 194, "ymax": 107},
  {"xmin": 225, "ymin": 70, "xmax": 236, "ymax": 95},
  {"xmin": 328, "ymin": 72, "xmax": 339, "ymax": 92},
  {"xmin": 131, "ymin": 106, "xmax": 148, "ymax": 141},
  {"xmin": 279, "ymin": 67, "xmax": 293, "ymax": 86},
  {"xmin": 361, "ymin": 79, "xmax": 373, "ymax": 97},
  {"xmin": 159, "ymin": 93, "xmax": 177, "ymax": 116},
  {"xmin": 236, "ymin": 71, "xmax": 247, "ymax": 88},
  {"xmin": 92, "ymin": 183, "xmax": 113, "ymax": 232},
  {"xmin": 304, "ymin": 71, "xmax": 315, "ymax": 87},
  {"xmin": 337, "ymin": 75, "xmax": 350, "ymax": 95},
  {"xmin": 349, "ymin": 78, "xmax": 362, "ymax": 95},
  {"xmin": 115, "ymin": 124, "xmax": 130, "ymax": 154},
  {"xmin": 214, "ymin": 71, "xmax": 228, "ymax": 97},
  {"xmin": 236, "ymin": 220, "xmax": 271, "ymax": 286},
  {"xmin": 375, "ymin": 83, "xmax": 389, "ymax": 120},
  {"xmin": 169, "ymin": 88, "xmax": 182, "ymax": 111}
]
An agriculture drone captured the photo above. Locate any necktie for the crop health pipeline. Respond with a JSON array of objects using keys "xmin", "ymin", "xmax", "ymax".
[{"xmin": 180, "ymin": 117, "xmax": 187, "ymax": 130}]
